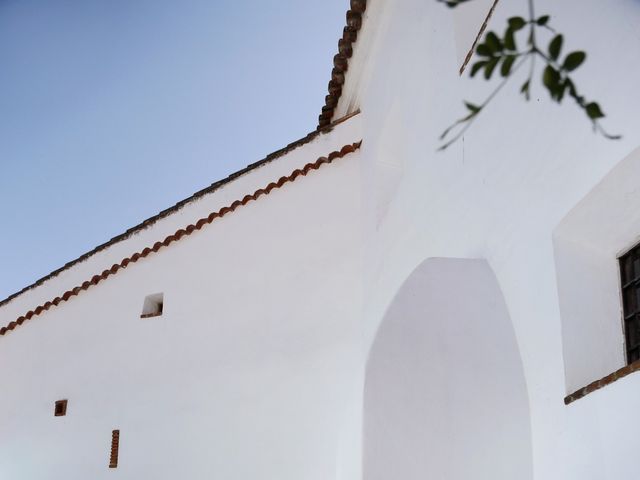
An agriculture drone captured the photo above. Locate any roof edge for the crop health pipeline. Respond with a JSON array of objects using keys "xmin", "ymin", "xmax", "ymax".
[
  {"xmin": 0, "ymin": 141, "xmax": 362, "ymax": 338},
  {"xmin": 317, "ymin": 0, "xmax": 367, "ymax": 129},
  {"xmin": 0, "ymin": 111, "xmax": 360, "ymax": 310}
]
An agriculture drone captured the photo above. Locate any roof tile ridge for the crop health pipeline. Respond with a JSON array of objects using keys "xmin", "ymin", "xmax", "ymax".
[
  {"xmin": 0, "ymin": 141, "xmax": 362, "ymax": 339},
  {"xmin": 0, "ymin": 112, "xmax": 358, "ymax": 310},
  {"xmin": 318, "ymin": 0, "xmax": 367, "ymax": 129}
]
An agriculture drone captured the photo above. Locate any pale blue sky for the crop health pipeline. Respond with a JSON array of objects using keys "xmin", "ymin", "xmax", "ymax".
[{"xmin": 0, "ymin": 0, "xmax": 347, "ymax": 299}]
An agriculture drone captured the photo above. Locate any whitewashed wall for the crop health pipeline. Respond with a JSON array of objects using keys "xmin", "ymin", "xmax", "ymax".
[
  {"xmin": 0, "ymin": 119, "xmax": 366, "ymax": 479},
  {"xmin": 2, "ymin": 0, "xmax": 640, "ymax": 479},
  {"xmin": 354, "ymin": 0, "xmax": 640, "ymax": 479},
  {"xmin": 555, "ymin": 147, "xmax": 640, "ymax": 392}
]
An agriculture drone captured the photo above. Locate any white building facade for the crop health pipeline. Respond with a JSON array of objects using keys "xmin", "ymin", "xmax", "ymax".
[{"xmin": 2, "ymin": 0, "xmax": 640, "ymax": 478}]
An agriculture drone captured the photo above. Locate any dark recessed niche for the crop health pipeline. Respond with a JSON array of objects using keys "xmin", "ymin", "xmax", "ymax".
[
  {"xmin": 620, "ymin": 244, "xmax": 640, "ymax": 364},
  {"xmin": 109, "ymin": 429, "xmax": 120, "ymax": 468},
  {"xmin": 141, "ymin": 293, "xmax": 163, "ymax": 318},
  {"xmin": 54, "ymin": 399, "xmax": 67, "ymax": 417}
]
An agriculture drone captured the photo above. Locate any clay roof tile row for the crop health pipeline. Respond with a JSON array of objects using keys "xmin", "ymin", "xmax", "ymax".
[
  {"xmin": 318, "ymin": 0, "xmax": 367, "ymax": 130},
  {"xmin": 0, "ymin": 0, "xmax": 367, "ymax": 317},
  {"xmin": 0, "ymin": 112, "xmax": 358, "ymax": 310},
  {"xmin": 0, "ymin": 141, "xmax": 362, "ymax": 338}
]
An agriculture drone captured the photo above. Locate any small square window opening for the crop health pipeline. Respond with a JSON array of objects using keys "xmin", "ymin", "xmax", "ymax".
[{"xmin": 141, "ymin": 293, "xmax": 163, "ymax": 318}]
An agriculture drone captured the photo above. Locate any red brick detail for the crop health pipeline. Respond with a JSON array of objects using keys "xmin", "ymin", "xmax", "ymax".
[
  {"xmin": 54, "ymin": 399, "xmax": 68, "ymax": 417},
  {"xmin": 0, "ymin": 142, "xmax": 362, "ymax": 338},
  {"xmin": 109, "ymin": 430, "xmax": 120, "ymax": 468},
  {"xmin": 564, "ymin": 359, "xmax": 640, "ymax": 405}
]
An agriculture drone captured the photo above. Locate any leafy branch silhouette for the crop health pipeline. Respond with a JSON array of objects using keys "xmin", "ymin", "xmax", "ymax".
[{"xmin": 437, "ymin": 0, "xmax": 620, "ymax": 150}]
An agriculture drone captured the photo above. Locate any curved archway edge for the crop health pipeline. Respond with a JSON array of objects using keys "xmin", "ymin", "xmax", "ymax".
[{"xmin": 363, "ymin": 257, "xmax": 533, "ymax": 480}]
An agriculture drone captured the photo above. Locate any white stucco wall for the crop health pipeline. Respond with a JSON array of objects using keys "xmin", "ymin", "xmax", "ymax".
[
  {"xmin": 555, "ymin": 147, "xmax": 640, "ymax": 392},
  {"xmin": 352, "ymin": 0, "xmax": 640, "ymax": 479},
  {"xmin": 0, "ymin": 119, "xmax": 366, "ymax": 479},
  {"xmin": 3, "ymin": 0, "xmax": 640, "ymax": 478}
]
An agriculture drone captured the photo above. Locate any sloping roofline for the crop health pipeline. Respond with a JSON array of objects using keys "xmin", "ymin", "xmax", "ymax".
[
  {"xmin": 318, "ymin": 0, "xmax": 367, "ymax": 129},
  {"xmin": 0, "ymin": 140, "xmax": 362, "ymax": 337},
  {"xmin": 0, "ymin": 113, "xmax": 359, "ymax": 309},
  {"xmin": 1, "ymin": 0, "xmax": 368, "ymax": 309}
]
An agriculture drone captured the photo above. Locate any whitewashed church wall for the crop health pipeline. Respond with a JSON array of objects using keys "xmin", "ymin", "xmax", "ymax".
[
  {"xmin": 0, "ymin": 130, "xmax": 364, "ymax": 479},
  {"xmin": 353, "ymin": 0, "xmax": 640, "ymax": 479},
  {"xmin": 3, "ymin": 0, "xmax": 640, "ymax": 478}
]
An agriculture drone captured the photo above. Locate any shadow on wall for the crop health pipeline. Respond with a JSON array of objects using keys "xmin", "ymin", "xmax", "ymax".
[{"xmin": 363, "ymin": 258, "xmax": 533, "ymax": 480}]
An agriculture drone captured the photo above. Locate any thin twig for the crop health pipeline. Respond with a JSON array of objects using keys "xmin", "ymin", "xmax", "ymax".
[
  {"xmin": 439, "ymin": 56, "xmax": 529, "ymax": 150},
  {"xmin": 459, "ymin": 0, "xmax": 502, "ymax": 75}
]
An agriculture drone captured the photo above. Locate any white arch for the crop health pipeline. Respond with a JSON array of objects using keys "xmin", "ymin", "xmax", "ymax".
[{"xmin": 363, "ymin": 258, "xmax": 532, "ymax": 480}]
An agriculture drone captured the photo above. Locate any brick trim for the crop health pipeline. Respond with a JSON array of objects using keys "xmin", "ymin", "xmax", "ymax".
[
  {"xmin": 564, "ymin": 359, "xmax": 640, "ymax": 405},
  {"xmin": 0, "ymin": 142, "xmax": 362, "ymax": 339},
  {"xmin": 109, "ymin": 430, "xmax": 120, "ymax": 468},
  {"xmin": 54, "ymin": 399, "xmax": 68, "ymax": 417}
]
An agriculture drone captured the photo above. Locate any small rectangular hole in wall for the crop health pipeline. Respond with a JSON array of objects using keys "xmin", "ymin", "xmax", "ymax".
[
  {"xmin": 140, "ymin": 293, "xmax": 163, "ymax": 318},
  {"xmin": 54, "ymin": 399, "xmax": 67, "ymax": 417},
  {"xmin": 109, "ymin": 429, "xmax": 120, "ymax": 468}
]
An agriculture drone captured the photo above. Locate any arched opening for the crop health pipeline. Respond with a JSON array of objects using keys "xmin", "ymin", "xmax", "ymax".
[{"xmin": 363, "ymin": 258, "xmax": 532, "ymax": 480}]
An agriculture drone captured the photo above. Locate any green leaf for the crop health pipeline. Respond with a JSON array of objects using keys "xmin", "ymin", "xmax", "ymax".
[
  {"xmin": 548, "ymin": 34, "xmax": 563, "ymax": 61},
  {"xmin": 520, "ymin": 79, "xmax": 531, "ymax": 100},
  {"xmin": 440, "ymin": 0, "xmax": 473, "ymax": 7},
  {"xmin": 508, "ymin": 16, "xmax": 527, "ymax": 31},
  {"xmin": 500, "ymin": 55, "xmax": 516, "ymax": 77},
  {"xmin": 476, "ymin": 43, "xmax": 492, "ymax": 57},
  {"xmin": 485, "ymin": 31, "xmax": 502, "ymax": 52},
  {"xmin": 464, "ymin": 102, "xmax": 481, "ymax": 114},
  {"xmin": 543, "ymin": 65, "xmax": 561, "ymax": 99},
  {"xmin": 586, "ymin": 102, "xmax": 605, "ymax": 119},
  {"xmin": 537, "ymin": 15, "xmax": 550, "ymax": 26},
  {"xmin": 563, "ymin": 51, "xmax": 586, "ymax": 72},
  {"xmin": 504, "ymin": 28, "xmax": 516, "ymax": 51},
  {"xmin": 543, "ymin": 65, "xmax": 559, "ymax": 88},
  {"xmin": 484, "ymin": 57, "xmax": 499, "ymax": 80},
  {"xmin": 470, "ymin": 60, "xmax": 487, "ymax": 77},
  {"xmin": 604, "ymin": 132, "xmax": 623, "ymax": 140}
]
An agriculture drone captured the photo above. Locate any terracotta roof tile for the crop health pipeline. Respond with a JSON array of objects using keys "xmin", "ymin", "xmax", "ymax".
[
  {"xmin": 0, "ymin": 0, "xmax": 367, "ymax": 313},
  {"xmin": 0, "ymin": 141, "xmax": 362, "ymax": 338},
  {"xmin": 0, "ymin": 112, "xmax": 357, "ymax": 310},
  {"xmin": 318, "ymin": 0, "xmax": 367, "ymax": 130}
]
